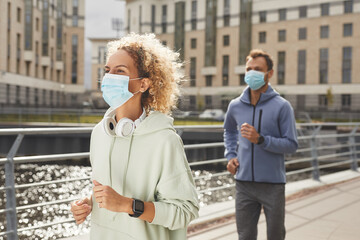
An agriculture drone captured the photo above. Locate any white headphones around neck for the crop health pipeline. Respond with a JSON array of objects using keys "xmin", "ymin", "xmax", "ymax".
[{"xmin": 103, "ymin": 108, "xmax": 146, "ymax": 137}]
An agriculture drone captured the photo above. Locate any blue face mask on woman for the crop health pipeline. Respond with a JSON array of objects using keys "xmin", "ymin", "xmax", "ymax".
[
  {"xmin": 244, "ymin": 70, "xmax": 268, "ymax": 90},
  {"xmin": 101, "ymin": 73, "xmax": 142, "ymax": 109}
]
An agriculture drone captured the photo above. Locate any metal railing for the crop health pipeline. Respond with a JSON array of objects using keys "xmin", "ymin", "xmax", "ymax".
[{"xmin": 0, "ymin": 123, "xmax": 359, "ymax": 239}]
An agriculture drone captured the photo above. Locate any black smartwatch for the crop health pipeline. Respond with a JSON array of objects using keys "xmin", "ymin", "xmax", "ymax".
[
  {"xmin": 129, "ymin": 198, "xmax": 144, "ymax": 218},
  {"xmin": 257, "ymin": 135, "xmax": 264, "ymax": 145}
]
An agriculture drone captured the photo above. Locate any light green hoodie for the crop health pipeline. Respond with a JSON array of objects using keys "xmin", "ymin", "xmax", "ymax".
[{"xmin": 89, "ymin": 110, "xmax": 199, "ymax": 240}]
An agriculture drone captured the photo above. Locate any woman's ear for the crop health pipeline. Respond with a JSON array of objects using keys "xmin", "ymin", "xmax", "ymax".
[{"xmin": 140, "ymin": 78, "xmax": 150, "ymax": 93}]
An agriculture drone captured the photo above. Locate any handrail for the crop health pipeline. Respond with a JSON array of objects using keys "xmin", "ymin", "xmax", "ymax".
[{"xmin": 0, "ymin": 123, "xmax": 359, "ymax": 239}]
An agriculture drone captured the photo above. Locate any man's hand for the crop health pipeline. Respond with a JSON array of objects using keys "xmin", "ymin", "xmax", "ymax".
[
  {"xmin": 93, "ymin": 180, "xmax": 132, "ymax": 213},
  {"xmin": 241, "ymin": 123, "xmax": 260, "ymax": 144},
  {"xmin": 227, "ymin": 158, "xmax": 239, "ymax": 175}
]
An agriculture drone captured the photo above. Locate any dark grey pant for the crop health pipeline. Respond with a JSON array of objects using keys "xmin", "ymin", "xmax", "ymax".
[{"xmin": 235, "ymin": 181, "xmax": 285, "ymax": 240}]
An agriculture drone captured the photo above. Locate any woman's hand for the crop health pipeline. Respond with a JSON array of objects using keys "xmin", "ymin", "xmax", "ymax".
[
  {"xmin": 70, "ymin": 197, "xmax": 92, "ymax": 225},
  {"xmin": 93, "ymin": 180, "xmax": 132, "ymax": 213}
]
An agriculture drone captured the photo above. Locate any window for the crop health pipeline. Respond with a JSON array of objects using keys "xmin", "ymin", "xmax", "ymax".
[
  {"xmin": 224, "ymin": 0, "xmax": 230, "ymax": 26},
  {"xmin": 98, "ymin": 46, "xmax": 106, "ymax": 64},
  {"xmin": 191, "ymin": 0, "xmax": 197, "ymax": 30},
  {"xmin": 277, "ymin": 51, "xmax": 285, "ymax": 85},
  {"xmin": 223, "ymin": 35, "xmax": 230, "ymax": 46},
  {"xmin": 162, "ymin": 41, "xmax": 167, "ymax": 46},
  {"xmin": 128, "ymin": 9, "xmax": 131, "ymax": 32},
  {"xmin": 191, "ymin": 38, "xmax": 197, "ymax": 49},
  {"xmin": 205, "ymin": 95, "xmax": 212, "ymax": 107},
  {"xmin": 344, "ymin": 0, "xmax": 353, "ymax": 13},
  {"xmin": 175, "ymin": 2, "xmax": 185, "ymax": 60},
  {"xmin": 139, "ymin": 5, "xmax": 142, "ymax": 33},
  {"xmin": 259, "ymin": 11, "xmax": 266, "ymax": 23},
  {"xmin": 239, "ymin": 0, "xmax": 252, "ymax": 65},
  {"xmin": 72, "ymin": 16, "xmax": 78, "ymax": 27},
  {"xmin": 189, "ymin": 95, "xmax": 196, "ymax": 110},
  {"xmin": 279, "ymin": 9, "xmax": 286, "ymax": 21},
  {"xmin": 320, "ymin": 25, "xmax": 329, "ymax": 39},
  {"xmin": 299, "ymin": 6, "xmax": 307, "ymax": 18},
  {"xmin": 36, "ymin": 18, "xmax": 39, "ymax": 31},
  {"xmin": 298, "ymin": 27, "xmax": 307, "ymax": 40},
  {"xmin": 321, "ymin": 3, "xmax": 330, "ymax": 16},
  {"xmin": 72, "ymin": 0, "xmax": 79, "ymax": 27},
  {"xmin": 206, "ymin": 76, "xmax": 212, "ymax": 86},
  {"xmin": 162, "ymin": 5, "xmax": 167, "ymax": 33},
  {"xmin": 26, "ymin": 87, "xmax": 30, "ymax": 105},
  {"xmin": 34, "ymin": 88, "xmax": 38, "ymax": 106},
  {"xmin": 319, "ymin": 48, "xmax": 328, "ymax": 84},
  {"xmin": 341, "ymin": 94, "xmax": 351, "ymax": 108},
  {"xmin": 343, "ymin": 23, "xmax": 353, "ymax": 37},
  {"xmin": 16, "ymin": 86, "xmax": 20, "ymax": 104},
  {"xmin": 297, "ymin": 95, "xmax": 305, "ymax": 111},
  {"xmin": 151, "ymin": 5, "xmax": 155, "ymax": 32},
  {"xmin": 43, "ymin": 89, "xmax": 46, "ymax": 105},
  {"xmin": 26, "ymin": 61, "xmax": 30, "ymax": 76},
  {"xmin": 319, "ymin": 95, "xmax": 328, "ymax": 108},
  {"xmin": 71, "ymin": 35, "xmax": 78, "ymax": 84},
  {"xmin": 239, "ymin": 74, "xmax": 245, "ymax": 85},
  {"xmin": 297, "ymin": 50, "xmax": 306, "ymax": 84},
  {"xmin": 278, "ymin": 30, "xmax": 286, "ymax": 42},
  {"xmin": 222, "ymin": 55, "xmax": 229, "ymax": 86},
  {"xmin": 6, "ymin": 84, "xmax": 10, "ymax": 104},
  {"xmin": 342, "ymin": 47, "xmax": 352, "ymax": 83},
  {"xmin": 259, "ymin": 31, "xmax": 266, "ymax": 43},
  {"xmin": 17, "ymin": 7, "xmax": 21, "ymax": 22},
  {"xmin": 42, "ymin": 0, "xmax": 49, "ymax": 56},
  {"xmin": 190, "ymin": 57, "xmax": 196, "ymax": 87},
  {"xmin": 205, "ymin": 0, "xmax": 217, "ymax": 66}
]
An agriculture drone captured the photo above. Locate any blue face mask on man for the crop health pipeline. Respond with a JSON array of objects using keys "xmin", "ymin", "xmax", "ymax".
[
  {"xmin": 101, "ymin": 73, "xmax": 142, "ymax": 109},
  {"xmin": 244, "ymin": 70, "xmax": 269, "ymax": 90}
]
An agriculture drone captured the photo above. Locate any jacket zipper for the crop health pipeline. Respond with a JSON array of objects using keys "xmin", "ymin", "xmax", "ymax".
[
  {"xmin": 258, "ymin": 109, "xmax": 263, "ymax": 134},
  {"xmin": 251, "ymin": 106, "xmax": 256, "ymax": 182},
  {"xmin": 251, "ymin": 96, "xmax": 262, "ymax": 182}
]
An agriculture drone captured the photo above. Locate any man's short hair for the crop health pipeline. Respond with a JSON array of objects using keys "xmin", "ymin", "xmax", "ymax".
[{"xmin": 246, "ymin": 49, "xmax": 274, "ymax": 71}]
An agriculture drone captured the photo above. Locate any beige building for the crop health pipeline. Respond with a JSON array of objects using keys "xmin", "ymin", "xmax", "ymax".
[
  {"xmin": 124, "ymin": 0, "xmax": 360, "ymax": 114},
  {"xmin": 0, "ymin": 0, "xmax": 85, "ymax": 108},
  {"xmin": 89, "ymin": 38, "xmax": 109, "ymax": 108}
]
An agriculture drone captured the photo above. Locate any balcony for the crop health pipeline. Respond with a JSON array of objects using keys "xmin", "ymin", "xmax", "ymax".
[
  {"xmin": 55, "ymin": 61, "xmax": 64, "ymax": 70},
  {"xmin": 41, "ymin": 56, "xmax": 50, "ymax": 66},
  {"xmin": 24, "ymin": 50, "xmax": 34, "ymax": 61},
  {"xmin": 234, "ymin": 65, "xmax": 246, "ymax": 74},
  {"xmin": 201, "ymin": 67, "xmax": 217, "ymax": 76}
]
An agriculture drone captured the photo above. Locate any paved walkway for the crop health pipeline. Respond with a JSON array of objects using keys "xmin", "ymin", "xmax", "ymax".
[
  {"xmin": 62, "ymin": 169, "xmax": 360, "ymax": 240},
  {"xmin": 189, "ymin": 175, "xmax": 360, "ymax": 240}
]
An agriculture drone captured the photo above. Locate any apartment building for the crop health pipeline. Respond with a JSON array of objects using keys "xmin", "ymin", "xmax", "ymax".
[
  {"xmin": 0, "ymin": 0, "xmax": 85, "ymax": 108},
  {"xmin": 89, "ymin": 38, "xmax": 108, "ymax": 108},
  {"xmin": 124, "ymin": 0, "xmax": 360, "ymax": 113},
  {"xmin": 252, "ymin": 0, "xmax": 360, "ymax": 112}
]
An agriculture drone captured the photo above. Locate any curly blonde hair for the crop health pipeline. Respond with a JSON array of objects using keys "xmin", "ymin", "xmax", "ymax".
[{"xmin": 106, "ymin": 33, "xmax": 183, "ymax": 114}]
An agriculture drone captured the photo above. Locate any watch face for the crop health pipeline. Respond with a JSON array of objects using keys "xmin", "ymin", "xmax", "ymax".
[{"xmin": 134, "ymin": 199, "xmax": 144, "ymax": 213}]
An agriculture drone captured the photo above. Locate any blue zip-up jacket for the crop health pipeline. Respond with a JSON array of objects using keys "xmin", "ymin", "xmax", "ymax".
[{"xmin": 224, "ymin": 85, "xmax": 298, "ymax": 184}]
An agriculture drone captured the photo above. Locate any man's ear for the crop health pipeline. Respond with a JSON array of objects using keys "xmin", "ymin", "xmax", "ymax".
[
  {"xmin": 140, "ymin": 78, "xmax": 151, "ymax": 93},
  {"xmin": 267, "ymin": 69, "xmax": 274, "ymax": 80}
]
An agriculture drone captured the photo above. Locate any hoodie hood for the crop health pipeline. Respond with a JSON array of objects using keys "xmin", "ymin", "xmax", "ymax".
[
  {"xmin": 239, "ymin": 84, "xmax": 279, "ymax": 105},
  {"xmin": 103, "ymin": 108, "xmax": 175, "ymax": 136}
]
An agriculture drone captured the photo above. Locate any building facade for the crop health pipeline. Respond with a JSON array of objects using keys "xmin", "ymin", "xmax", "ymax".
[
  {"xmin": 124, "ymin": 0, "xmax": 360, "ymax": 114},
  {"xmin": 0, "ymin": 0, "xmax": 85, "ymax": 109},
  {"xmin": 89, "ymin": 38, "xmax": 108, "ymax": 108}
]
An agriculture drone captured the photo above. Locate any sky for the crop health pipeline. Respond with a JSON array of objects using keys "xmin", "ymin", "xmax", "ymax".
[{"xmin": 84, "ymin": 0, "xmax": 126, "ymax": 89}]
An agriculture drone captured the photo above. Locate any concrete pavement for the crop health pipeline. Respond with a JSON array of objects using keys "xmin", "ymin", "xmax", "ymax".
[
  {"xmin": 188, "ymin": 174, "xmax": 360, "ymax": 240},
  {"xmin": 62, "ymin": 169, "xmax": 360, "ymax": 240}
]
